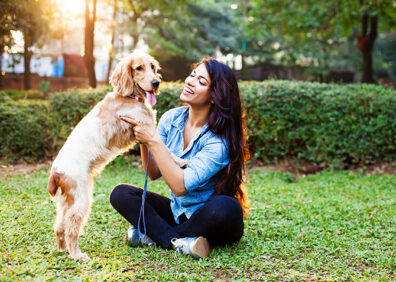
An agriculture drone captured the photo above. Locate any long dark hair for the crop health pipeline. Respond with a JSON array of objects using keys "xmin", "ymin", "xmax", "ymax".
[{"xmin": 194, "ymin": 57, "xmax": 250, "ymax": 217}]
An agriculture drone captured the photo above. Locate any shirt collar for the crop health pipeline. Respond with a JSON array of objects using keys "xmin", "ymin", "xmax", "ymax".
[
  {"xmin": 171, "ymin": 106, "xmax": 189, "ymax": 132},
  {"xmin": 172, "ymin": 107, "xmax": 211, "ymax": 156},
  {"xmin": 171, "ymin": 106, "xmax": 209, "ymax": 136}
]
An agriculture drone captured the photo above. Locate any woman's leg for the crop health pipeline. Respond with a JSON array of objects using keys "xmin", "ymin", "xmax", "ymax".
[
  {"xmin": 109, "ymin": 184, "xmax": 181, "ymax": 249},
  {"xmin": 174, "ymin": 195, "xmax": 244, "ymax": 246}
]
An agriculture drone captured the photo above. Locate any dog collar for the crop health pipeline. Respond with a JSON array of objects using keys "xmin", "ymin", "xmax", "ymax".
[{"xmin": 129, "ymin": 94, "xmax": 144, "ymax": 103}]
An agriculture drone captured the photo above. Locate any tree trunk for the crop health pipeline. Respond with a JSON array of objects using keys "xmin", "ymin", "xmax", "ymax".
[
  {"xmin": 105, "ymin": 0, "xmax": 117, "ymax": 83},
  {"xmin": 357, "ymin": 3, "xmax": 377, "ymax": 84},
  {"xmin": 84, "ymin": 0, "xmax": 97, "ymax": 88},
  {"xmin": 23, "ymin": 37, "xmax": 32, "ymax": 90}
]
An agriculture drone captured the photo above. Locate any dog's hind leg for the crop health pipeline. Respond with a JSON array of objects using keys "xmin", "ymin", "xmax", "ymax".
[
  {"xmin": 64, "ymin": 186, "xmax": 92, "ymax": 261},
  {"xmin": 54, "ymin": 201, "xmax": 67, "ymax": 252}
]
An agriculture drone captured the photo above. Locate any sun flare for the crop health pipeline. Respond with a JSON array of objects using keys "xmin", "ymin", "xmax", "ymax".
[{"xmin": 55, "ymin": 0, "xmax": 85, "ymax": 18}]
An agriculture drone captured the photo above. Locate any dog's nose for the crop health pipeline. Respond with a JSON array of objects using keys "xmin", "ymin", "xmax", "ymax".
[{"xmin": 152, "ymin": 80, "xmax": 160, "ymax": 90}]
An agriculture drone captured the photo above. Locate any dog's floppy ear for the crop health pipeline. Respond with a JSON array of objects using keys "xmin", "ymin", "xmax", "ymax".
[
  {"xmin": 110, "ymin": 55, "xmax": 134, "ymax": 96},
  {"xmin": 153, "ymin": 59, "xmax": 162, "ymax": 79}
]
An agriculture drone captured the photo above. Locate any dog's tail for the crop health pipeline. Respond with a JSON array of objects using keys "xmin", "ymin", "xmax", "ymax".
[
  {"xmin": 48, "ymin": 172, "xmax": 76, "ymax": 198},
  {"xmin": 48, "ymin": 173, "xmax": 60, "ymax": 197}
]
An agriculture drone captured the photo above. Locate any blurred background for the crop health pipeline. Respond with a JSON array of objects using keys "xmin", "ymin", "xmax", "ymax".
[{"xmin": 1, "ymin": 0, "xmax": 395, "ymax": 91}]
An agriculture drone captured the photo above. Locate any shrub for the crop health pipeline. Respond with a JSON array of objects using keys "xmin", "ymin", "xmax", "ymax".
[
  {"xmin": 0, "ymin": 99, "xmax": 51, "ymax": 162},
  {"xmin": 241, "ymin": 81, "xmax": 396, "ymax": 167},
  {"xmin": 1, "ymin": 81, "xmax": 395, "ymax": 167},
  {"xmin": 154, "ymin": 82, "xmax": 185, "ymax": 119},
  {"xmin": 2, "ymin": 89, "xmax": 47, "ymax": 100}
]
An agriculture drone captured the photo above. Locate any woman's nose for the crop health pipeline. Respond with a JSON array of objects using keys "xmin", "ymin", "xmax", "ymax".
[{"xmin": 185, "ymin": 76, "xmax": 194, "ymax": 86}]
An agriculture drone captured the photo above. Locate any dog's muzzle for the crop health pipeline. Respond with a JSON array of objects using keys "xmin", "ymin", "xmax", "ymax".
[{"xmin": 152, "ymin": 80, "xmax": 160, "ymax": 90}]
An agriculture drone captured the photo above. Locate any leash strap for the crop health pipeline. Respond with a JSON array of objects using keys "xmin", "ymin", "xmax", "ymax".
[{"xmin": 137, "ymin": 149, "xmax": 150, "ymax": 239}]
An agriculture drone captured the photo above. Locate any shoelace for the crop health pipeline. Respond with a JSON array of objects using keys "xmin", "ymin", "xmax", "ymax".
[
  {"xmin": 171, "ymin": 238, "xmax": 182, "ymax": 257},
  {"xmin": 171, "ymin": 238, "xmax": 191, "ymax": 256}
]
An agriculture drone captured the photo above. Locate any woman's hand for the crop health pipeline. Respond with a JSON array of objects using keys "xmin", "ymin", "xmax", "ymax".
[
  {"xmin": 119, "ymin": 116, "xmax": 159, "ymax": 146},
  {"xmin": 120, "ymin": 115, "xmax": 186, "ymax": 196}
]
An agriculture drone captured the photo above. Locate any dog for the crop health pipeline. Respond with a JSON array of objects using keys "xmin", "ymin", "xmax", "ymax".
[{"xmin": 47, "ymin": 50, "xmax": 186, "ymax": 261}]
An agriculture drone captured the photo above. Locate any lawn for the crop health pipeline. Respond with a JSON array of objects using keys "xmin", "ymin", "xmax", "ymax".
[{"xmin": 0, "ymin": 157, "xmax": 395, "ymax": 280}]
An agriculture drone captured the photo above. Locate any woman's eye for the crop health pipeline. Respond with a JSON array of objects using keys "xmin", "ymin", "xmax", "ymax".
[{"xmin": 136, "ymin": 66, "xmax": 143, "ymax": 71}]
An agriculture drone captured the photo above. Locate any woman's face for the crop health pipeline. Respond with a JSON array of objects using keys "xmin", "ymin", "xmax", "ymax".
[{"xmin": 180, "ymin": 63, "xmax": 212, "ymax": 107}]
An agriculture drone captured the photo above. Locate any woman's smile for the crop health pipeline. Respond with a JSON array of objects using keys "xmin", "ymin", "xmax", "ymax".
[
  {"xmin": 183, "ymin": 86, "xmax": 194, "ymax": 95},
  {"xmin": 180, "ymin": 63, "xmax": 211, "ymax": 106}
]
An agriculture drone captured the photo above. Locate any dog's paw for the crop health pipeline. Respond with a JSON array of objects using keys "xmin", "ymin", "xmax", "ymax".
[
  {"xmin": 70, "ymin": 252, "xmax": 90, "ymax": 261},
  {"xmin": 57, "ymin": 246, "xmax": 67, "ymax": 252}
]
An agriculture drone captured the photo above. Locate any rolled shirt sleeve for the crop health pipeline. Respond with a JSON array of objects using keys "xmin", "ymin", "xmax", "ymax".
[
  {"xmin": 183, "ymin": 138, "xmax": 229, "ymax": 192},
  {"xmin": 157, "ymin": 110, "xmax": 171, "ymax": 144}
]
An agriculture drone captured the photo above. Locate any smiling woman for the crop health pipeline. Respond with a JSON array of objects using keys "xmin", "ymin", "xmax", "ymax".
[{"xmin": 110, "ymin": 57, "xmax": 250, "ymax": 259}]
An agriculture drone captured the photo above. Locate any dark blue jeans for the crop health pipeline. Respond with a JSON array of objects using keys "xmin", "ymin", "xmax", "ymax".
[{"xmin": 110, "ymin": 184, "xmax": 244, "ymax": 249}]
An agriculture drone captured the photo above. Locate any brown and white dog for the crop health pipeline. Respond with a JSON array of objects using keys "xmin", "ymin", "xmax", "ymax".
[{"xmin": 48, "ymin": 50, "xmax": 184, "ymax": 261}]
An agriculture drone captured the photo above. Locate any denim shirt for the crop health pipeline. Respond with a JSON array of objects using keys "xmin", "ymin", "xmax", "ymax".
[{"xmin": 157, "ymin": 106, "xmax": 230, "ymax": 223}]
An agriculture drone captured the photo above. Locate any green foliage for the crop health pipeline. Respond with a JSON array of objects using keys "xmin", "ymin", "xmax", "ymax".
[
  {"xmin": 13, "ymin": 0, "xmax": 59, "ymax": 48},
  {"xmin": 39, "ymin": 80, "xmax": 51, "ymax": 93},
  {"xmin": 1, "ymin": 89, "xmax": 47, "ymax": 100},
  {"xmin": 148, "ymin": 1, "xmax": 239, "ymax": 61},
  {"xmin": 244, "ymin": 0, "xmax": 396, "ymax": 74},
  {"xmin": 0, "ymin": 162, "xmax": 395, "ymax": 279},
  {"xmin": 154, "ymin": 82, "xmax": 185, "ymax": 119},
  {"xmin": 0, "ymin": 99, "xmax": 51, "ymax": 162},
  {"xmin": 0, "ymin": 82, "xmax": 395, "ymax": 167},
  {"xmin": 113, "ymin": 0, "xmax": 238, "ymax": 79},
  {"xmin": 375, "ymin": 34, "xmax": 396, "ymax": 83},
  {"xmin": 241, "ymin": 80, "xmax": 396, "ymax": 167}
]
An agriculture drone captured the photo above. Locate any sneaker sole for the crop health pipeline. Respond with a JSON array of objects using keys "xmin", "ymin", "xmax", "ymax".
[{"xmin": 191, "ymin": 236, "xmax": 210, "ymax": 258}]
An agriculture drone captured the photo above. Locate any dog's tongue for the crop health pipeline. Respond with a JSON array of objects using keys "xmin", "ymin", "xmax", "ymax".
[{"xmin": 145, "ymin": 91, "xmax": 157, "ymax": 106}]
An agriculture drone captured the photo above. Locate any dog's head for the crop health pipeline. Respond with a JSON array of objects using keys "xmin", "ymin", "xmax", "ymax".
[{"xmin": 110, "ymin": 50, "xmax": 161, "ymax": 106}]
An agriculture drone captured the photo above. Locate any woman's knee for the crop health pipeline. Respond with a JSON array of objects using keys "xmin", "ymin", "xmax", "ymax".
[
  {"xmin": 109, "ymin": 184, "xmax": 140, "ymax": 208},
  {"xmin": 204, "ymin": 195, "xmax": 244, "ymax": 245},
  {"xmin": 208, "ymin": 195, "xmax": 243, "ymax": 223}
]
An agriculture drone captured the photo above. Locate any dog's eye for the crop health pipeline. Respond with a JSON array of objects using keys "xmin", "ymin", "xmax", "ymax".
[
  {"xmin": 136, "ymin": 66, "xmax": 143, "ymax": 71},
  {"xmin": 151, "ymin": 64, "xmax": 155, "ymax": 70}
]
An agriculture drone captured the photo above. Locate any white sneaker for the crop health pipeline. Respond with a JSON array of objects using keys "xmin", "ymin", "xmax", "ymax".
[
  {"xmin": 125, "ymin": 226, "xmax": 155, "ymax": 247},
  {"xmin": 171, "ymin": 236, "xmax": 210, "ymax": 259}
]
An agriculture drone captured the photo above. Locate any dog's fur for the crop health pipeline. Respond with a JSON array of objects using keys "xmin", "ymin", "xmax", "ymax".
[{"xmin": 48, "ymin": 50, "xmax": 181, "ymax": 261}]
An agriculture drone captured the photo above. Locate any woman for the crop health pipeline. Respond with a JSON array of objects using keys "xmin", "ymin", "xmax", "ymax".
[{"xmin": 110, "ymin": 57, "xmax": 250, "ymax": 259}]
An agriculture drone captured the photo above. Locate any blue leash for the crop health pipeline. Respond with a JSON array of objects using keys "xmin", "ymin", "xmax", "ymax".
[{"xmin": 137, "ymin": 150, "xmax": 150, "ymax": 239}]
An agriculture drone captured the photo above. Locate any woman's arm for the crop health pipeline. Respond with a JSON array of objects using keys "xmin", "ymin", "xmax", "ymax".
[
  {"xmin": 121, "ymin": 116, "xmax": 187, "ymax": 196},
  {"xmin": 146, "ymin": 137, "xmax": 187, "ymax": 196},
  {"xmin": 139, "ymin": 143, "xmax": 161, "ymax": 180}
]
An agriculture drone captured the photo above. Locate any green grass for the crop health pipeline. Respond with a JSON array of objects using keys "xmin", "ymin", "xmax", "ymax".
[{"xmin": 0, "ymin": 157, "xmax": 395, "ymax": 280}]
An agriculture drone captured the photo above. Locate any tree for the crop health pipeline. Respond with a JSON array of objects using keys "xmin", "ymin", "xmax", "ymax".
[
  {"xmin": 85, "ymin": 0, "xmax": 97, "ymax": 88},
  {"xmin": 102, "ymin": 0, "xmax": 238, "ymax": 80},
  {"xmin": 0, "ymin": 1, "xmax": 17, "ymax": 88},
  {"xmin": 105, "ymin": 0, "xmax": 118, "ymax": 83},
  {"xmin": 246, "ymin": 0, "xmax": 396, "ymax": 83},
  {"xmin": 12, "ymin": 0, "xmax": 57, "ymax": 89}
]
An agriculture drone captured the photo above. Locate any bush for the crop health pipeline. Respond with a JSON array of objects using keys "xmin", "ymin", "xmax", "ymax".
[
  {"xmin": 0, "ymin": 99, "xmax": 51, "ymax": 162},
  {"xmin": 1, "ymin": 81, "xmax": 395, "ymax": 167},
  {"xmin": 2, "ymin": 89, "xmax": 47, "ymax": 100},
  {"xmin": 241, "ymin": 81, "xmax": 396, "ymax": 167}
]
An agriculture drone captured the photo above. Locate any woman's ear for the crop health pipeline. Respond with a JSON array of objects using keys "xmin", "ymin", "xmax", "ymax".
[{"xmin": 110, "ymin": 56, "xmax": 135, "ymax": 96}]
